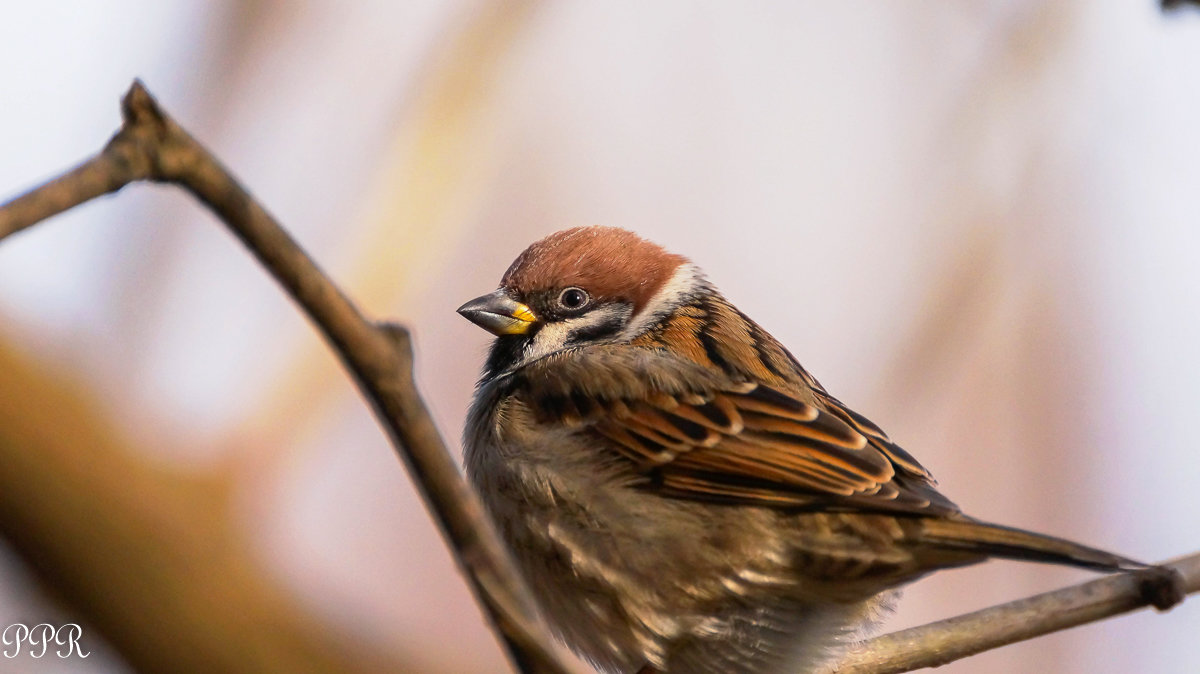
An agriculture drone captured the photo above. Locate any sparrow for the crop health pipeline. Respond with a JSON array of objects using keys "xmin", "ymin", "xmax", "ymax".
[{"xmin": 458, "ymin": 226, "xmax": 1168, "ymax": 674}]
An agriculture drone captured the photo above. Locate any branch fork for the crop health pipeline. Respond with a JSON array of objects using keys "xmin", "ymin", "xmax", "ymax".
[{"xmin": 0, "ymin": 81, "xmax": 1193, "ymax": 674}]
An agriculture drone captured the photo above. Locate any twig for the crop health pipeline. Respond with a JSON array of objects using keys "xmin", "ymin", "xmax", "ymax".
[
  {"xmin": 822, "ymin": 553, "xmax": 1199, "ymax": 674},
  {"xmin": 0, "ymin": 81, "xmax": 1194, "ymax": 674},
  {"xmin": 0, "ymin": 81, "xmax": 576, "ymax": 674}
]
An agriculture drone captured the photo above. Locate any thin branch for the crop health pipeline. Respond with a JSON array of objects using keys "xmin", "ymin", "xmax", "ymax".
[
  {"xmin": 0, "ymin": 81, "xmax": 577, "ymax": 674},
  {"xmin": 0, "ymin": 81, "xmax": 1194, "ymax": 674},
  {"xmin": 823, "ymin": 553, "xmax": 1199, "ymax": 674}
]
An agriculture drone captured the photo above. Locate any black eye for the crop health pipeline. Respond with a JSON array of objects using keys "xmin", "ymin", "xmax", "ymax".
[{"xmin": 557, "ymin": 287, "xmax": 590, "ymax": 311}]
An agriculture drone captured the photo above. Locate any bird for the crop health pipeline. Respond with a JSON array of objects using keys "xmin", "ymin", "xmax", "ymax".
[{"xmin": 457, "ymin": 226, "xmax": 1168, "ymax": 674}]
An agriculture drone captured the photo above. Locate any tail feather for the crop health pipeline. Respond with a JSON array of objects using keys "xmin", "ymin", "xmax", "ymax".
[{"xmin": 916, "ymin": 518, "xmax": 1146, "ymax": 572}]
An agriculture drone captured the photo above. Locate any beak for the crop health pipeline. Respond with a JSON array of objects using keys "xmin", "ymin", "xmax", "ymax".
[{"xmin": 457, "ymin": 289, "xmax": 538, "ymax": 336}]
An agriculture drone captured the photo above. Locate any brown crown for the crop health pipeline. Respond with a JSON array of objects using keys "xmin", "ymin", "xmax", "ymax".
[{"xmin": 500, "ymin": 226, "xmax": 689, "ymax": 315}]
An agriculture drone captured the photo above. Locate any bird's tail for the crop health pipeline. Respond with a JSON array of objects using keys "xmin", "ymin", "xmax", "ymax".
[{"xmin": 915, "ymin": 517, "xmax": 1146, "ymax": 572}]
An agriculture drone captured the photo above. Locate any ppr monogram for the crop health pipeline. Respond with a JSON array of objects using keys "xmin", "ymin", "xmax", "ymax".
[{"xmin": 2, "ymin": 624, "xmax": 90, "ymax": 659}]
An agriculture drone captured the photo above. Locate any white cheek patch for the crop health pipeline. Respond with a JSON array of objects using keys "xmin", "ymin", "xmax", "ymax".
[
  {"xmin": 504, "ymin": 266, "xmax": 705, "ymax": 373},
  {"xmin": 618, "ymin": 263, "xmax": 709, "ymax": 341},
  {"xmin": 522, "ymin": 321, "xmax": 575, "ymax": 365},
  {"xmin": 517, "ymin": 304, "xmax": 632, "ymax": 368}
]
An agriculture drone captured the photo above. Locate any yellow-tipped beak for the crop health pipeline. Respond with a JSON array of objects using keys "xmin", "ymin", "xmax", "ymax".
[{"xmin": 457, "ymin": 290, "xmax": 538, "ymax": 336}]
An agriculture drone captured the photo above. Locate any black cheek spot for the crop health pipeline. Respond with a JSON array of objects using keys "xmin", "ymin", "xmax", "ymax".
[{"xmin": 564, "ymin": 311, "xmax": 626, "ymax": 346}]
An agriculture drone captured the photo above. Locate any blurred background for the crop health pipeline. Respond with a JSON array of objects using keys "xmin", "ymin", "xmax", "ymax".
[{"xmin": 1, "ymin": 2, "xmax": 1198, "ymax": 673}]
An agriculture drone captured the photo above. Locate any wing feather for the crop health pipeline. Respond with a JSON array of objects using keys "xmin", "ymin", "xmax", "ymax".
[{"xmin": 513, "ymin": 346, "xmax": 959, "ymax": 516}]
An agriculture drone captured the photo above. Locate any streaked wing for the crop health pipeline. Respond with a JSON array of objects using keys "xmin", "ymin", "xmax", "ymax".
[{"xmin": 513, "ymin": 346, "xmax": 960, "ymax": 516}]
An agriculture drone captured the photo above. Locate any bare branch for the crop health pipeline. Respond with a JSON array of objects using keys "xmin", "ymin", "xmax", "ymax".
[
  {"xmin": 0, "ymin": 81, "xmax": 1193, "ymax": 674},
  {"xmin": 823, "ymin": 553, "xmax": 1199, "ymax": 674},
  {"xmin": 0, "ymin": 81, "xmax": 577, "ymax": 674}
]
